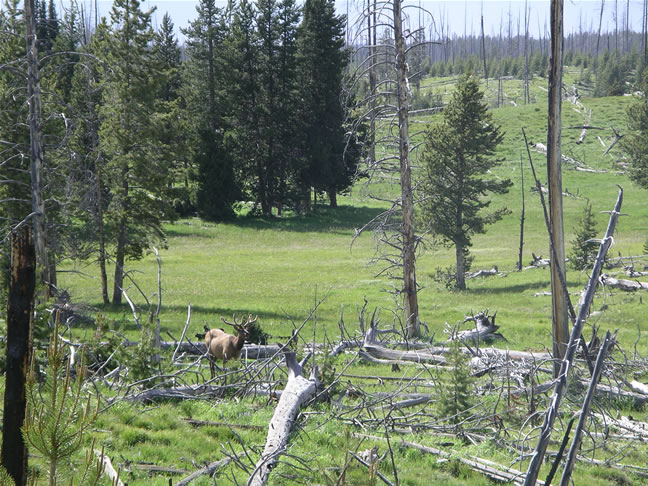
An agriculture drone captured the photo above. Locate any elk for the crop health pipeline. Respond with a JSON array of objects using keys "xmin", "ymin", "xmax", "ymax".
[{"xmin": 202, "ymin": 314, "xmax": 257, "ymax": 379}]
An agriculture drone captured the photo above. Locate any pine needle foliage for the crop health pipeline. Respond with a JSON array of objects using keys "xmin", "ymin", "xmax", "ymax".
[
  {"xmin": 437, "ymin": 340, "xmax": 474, "ymax": 425},
  {"xmin": 568, "ymin": 202, "xmax": 600, "ymax": 271},
  {"xmin": 0, "ymin": 465, "xmax": 16, "ymax": 486},
  {"xmin": 419, "ymin": 73, "xmax": 512, "ymax": 290},
  {"xmin": 23, "ymin": 323, "xmax": 100, "ymax": 486}
]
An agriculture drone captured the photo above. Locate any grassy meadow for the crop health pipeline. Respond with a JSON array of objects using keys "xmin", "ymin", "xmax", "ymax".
[
  {"xmin": 44, "ymin": 72, "xmax": 648, "ymax": 485},
  {"xmin": 60, "ymin": 72, "xmax": 648, "ymax": 355}
]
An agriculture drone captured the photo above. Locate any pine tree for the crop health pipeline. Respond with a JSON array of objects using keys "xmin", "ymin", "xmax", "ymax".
[
  {"xmin": 183, "ymin": 0, "xmax": 239, "ymax": 220},
  {"xmin": 437, "ymin": 340, "xmax": 474, "ymax": 425},
  {"xmin": 622, "ymin": 67, "xmax": 648, "ymax": 187},
  {"xmin": 99, "ymin": 0, "xmax": 172, "ymax": 304},
  {"xmin": 568, "ymin": 202, "xmax": 600, "ymax": 271},
  {"xmin": 224, "ymin": 0, "xmax": 261, "ymax": 213},
  {"xmin": 155, "ymin": 13, "xmax": 193, "ymax": 215},
  {"xmin": 296, "ymin": 0, "xmax": 353, "ymax": 209},
  {"xmin": 420, "ymin": 73, "xmax": 512, "ymax": 290}
]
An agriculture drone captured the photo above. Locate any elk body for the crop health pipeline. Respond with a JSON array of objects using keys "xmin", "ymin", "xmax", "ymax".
[{"xmin": 202, "ymin": 314, "xmax": 256, "ymax": 379}]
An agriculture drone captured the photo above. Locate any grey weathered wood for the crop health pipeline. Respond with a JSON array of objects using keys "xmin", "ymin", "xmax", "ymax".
[
  {"xmin": 24, "ymin": 0, "xmax": 51, "ymax": 294},
  {"xmin": 247, "ymin": 353, "xmax": 318, "ymax": 486},
  {"xmin": 523, "ymin": 187, "xmax": 623, "ymax": 486},
  {"xmin": 95, "ymin": 449, "xmax": 124, "ymax": 486},
  {"xmin": 600, "ymin": 275, "xmax": 648, "ymax": 291},
  {"xmin": 560, "ymin": 331, "xmax": 616, "ymax": 486},
  {"xmin": 393, "ymin": 0, "xmax": 419, "ymax": 338},
  {"xmin": 545, "ymin": 0, "xmax": 568, "ymax": 378},
  {"xmin": 175, "ymin": 457, "xmax": 232, "ymax": 486},
  {"xmin": 401, "ymin": 440, "xmax": 543, "ymax": 485}
]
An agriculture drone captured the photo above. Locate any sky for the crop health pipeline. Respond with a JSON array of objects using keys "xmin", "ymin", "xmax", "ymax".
[{"xmin": 55, "ymin": 0, "xmax": 646, "ymax": 44}]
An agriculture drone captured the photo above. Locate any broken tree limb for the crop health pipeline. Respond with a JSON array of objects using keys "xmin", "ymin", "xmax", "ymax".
[
  {"xmin": 603, "ymin": 128, "xmax": 624, "ymax": 155},
  {"xmin": 363, "ymin": 319, "xmax": 549, "ymax": 365},
  {"xmin": 172, "ymin": 303, "xmax": 192, "ymax": 362},
  {"xmin": 350, "ymin": 451, "xmax": 395, "ymax": 486},
  {"xmin": 95, "ymin": 449, "xmax": 124, "ymax": 486},
  {"xmin": 560, "ymin": 330, "xmax": 617, "ymax": 486},
  {"xmin": 575, "ymin": 109, "xmax": 592, "ymax": 144},
  {"xmin": 175, "ymin": 457, "xmax": 232, "ymax": 486},
  {"xmin": 600, "ymin": 274, "xmax": 648, "ymax": 291},
  {"xmin": 523, "ymin": 187, "xmax": 623, "ymax": 486},
  {"xmin": 448, "ymin": 311, "xmax": 504, "ymax": 343},
  {"xmin": 465, "ymin": 267, "xmax": 499, "ymax": 279},
  {"xmin": 247, "ymin": 352, "xmax": 318, "ymax": 486},
  {"xmin": 399, "ymin": 440, "xmax": 543, "ymax": 485}
]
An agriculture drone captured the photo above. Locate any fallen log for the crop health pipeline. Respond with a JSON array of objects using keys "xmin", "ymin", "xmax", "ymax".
[
  {"xmin": 449, "ymin": 311, "xmax": 505, "ymax": 343},
  {"xmin": 248, "ymin": 352, "xmax": 318, "ymax": 486},
  {"xmin": 600, "ymin": 274, "xmax": 648, "ymax": 291},
  {"xmin": 133, "ymin": 463, "xmax": 189, "ymax": 475},
  {"xmin": 175, "ymin": 457, "xmax": 232, "ymax": 486},
  {"xmin": 122, "ymin": 384, "xmax": 226, "ymax": 403},
  {"xmin": 399, "ymin": 440, "xmax": 543, "ymax": 485},
  {"xmin": 363, "ymin": 318, "xmax": 549, "ymax": 366},
  {"xmin": 575, "ymin": 109, "xmax": 592, "ymax": 144},
  {"xmin": 183, "ymin": 419, "xmax": 266, "ymax": 431},
  {"xmin": 465, "ymin": 267, "xmax": 499, "ymax": 279}
]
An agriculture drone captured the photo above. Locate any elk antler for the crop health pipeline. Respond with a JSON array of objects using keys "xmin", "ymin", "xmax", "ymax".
[{"xmin": 221, "ymin": 314, "xmax": 258, "ymax": 330}]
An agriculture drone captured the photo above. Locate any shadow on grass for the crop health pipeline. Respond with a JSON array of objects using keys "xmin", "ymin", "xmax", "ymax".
[
  {"xmin": 165, "ymin": 204, "xmax": 386, "ymax": 236},
  {"xmin": 74, "ymin": 303, "xmax": 296, "ymax": 332},
  {"xmin": 466, "ymin": 279, "xmax": 550, "ymax": 295}
]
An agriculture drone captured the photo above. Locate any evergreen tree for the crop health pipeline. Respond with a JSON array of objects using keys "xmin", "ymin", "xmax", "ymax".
[
  {"xmin": 623, "ymin": 67, "xmax": 648, "ymax": 187},
  {"xmin": 99, "ymin": 0, "xmax": 172, "ymax": 304},
  {"xmin": 0, "ymin": 0, "xmax": 29, "ymax": 230},
  {"xmin": 437, "ymin": 340, "xmax": 474, "ymax": 425},
  {"xmin": 419, "ymin": 74, "xmax": 512, "ymax": 290},
  {"xmin": 255, "ymin": 0, "xmax": 284, "ymax": 215},
  {"xmin": 568, "ymin": 202, "xmax": 600, "ymax": 271},
  {"xmin": 272, "ymin": 0, "xmax": 301, "ymax": 211},
  {"xmin": 296, "ymin": 0, "xmax": 353, "ymax": 209},
  {"xmin": 155, "ymin": 13, "xmax": 193, "ymax": 215},
  {"xmin": 183, "ymin": 0, "xmax": 239, "ymax": 220},
  {"xmin": 224, "ymin": 0, "xmax": 262, "ymax": 213},
  {"xmin": 67, "ymin": 19, "xmax": 112, "ymax": 304}
]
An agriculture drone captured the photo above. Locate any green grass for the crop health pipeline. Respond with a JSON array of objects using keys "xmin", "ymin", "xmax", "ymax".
[
  {"xmin": 59, "ymin": 84, "xmax": 648, "ymax": 355},
  {"xmin": 48, "ymin": 73, "xmax": 648, "ymax": 485}
]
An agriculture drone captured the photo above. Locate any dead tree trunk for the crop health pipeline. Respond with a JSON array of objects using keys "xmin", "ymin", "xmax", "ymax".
[
  {"xmin": 523, "ymin": 187, "xmax": 623, "ymax": 486},
  {"xmin": 1, "ymin": 227, "xmax": 36, "ymax": 486},
  {"xmin": 518, "ymin": 153, "xmax": 526, "ymax": 270},
  {"xmin": 559, "ymin": 330, "xmax": 616, "ymax": 486},
  {"xmin": 393, "ymin": 0, "xmax": 419, "ymax": 337},
  {"xmin": 24, "ymin": 0, "xmax": 51, "ymax": 296},
  {"xmin": 248, "ymin": 353, "xmax": 318, "ymax": 486},
  {"xmin": 546, "ymin": 0, "xmax": 569, "ymax": 378}
]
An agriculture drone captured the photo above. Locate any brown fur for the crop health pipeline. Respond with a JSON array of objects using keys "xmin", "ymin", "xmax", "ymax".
[{"xmin": 204, "ymin": 315, "xmax": 256, "ymax": 379}]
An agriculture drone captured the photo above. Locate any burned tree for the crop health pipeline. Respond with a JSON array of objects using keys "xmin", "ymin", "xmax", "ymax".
[
  {"xmin": 348, "ymin": 0, "xmax": 438, "ymax": 337},
  {"xmin": 1, "ymin": 227, "xmax": 36, "ymax": 486}
]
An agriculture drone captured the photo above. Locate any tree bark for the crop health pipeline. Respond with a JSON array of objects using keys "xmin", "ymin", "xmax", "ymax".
[
  {"xmin": 96, "ymin": 168, "xmax": 110, "ymax": 305},
  {"xmin": 248, "ymin": 352, "xmax": 318, "ymax": 486},
  {"xmin": 328, "ymin": 187, "xmax": 337, "ymax": 208},
  {"xmin": 24, "ymin": 0, "xmax": 51, "ymax": 296},
  {"xmin": 546, "ymin": 0, "xmax": 568, "ymax": 378},
  {"xmin": 112, "ymin": 161, "xmax": 129, "ymax": 305},
  {"xmin": 1, "ymin": 227, "xmax": 36, "ymax": 486},
  {"xmin": 455, "ymin": 244, "xmax": 466, "ymax": 290},
  {"xmin": 393, "ymin": 0, "xmax": 419, "ymax": 338}
]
